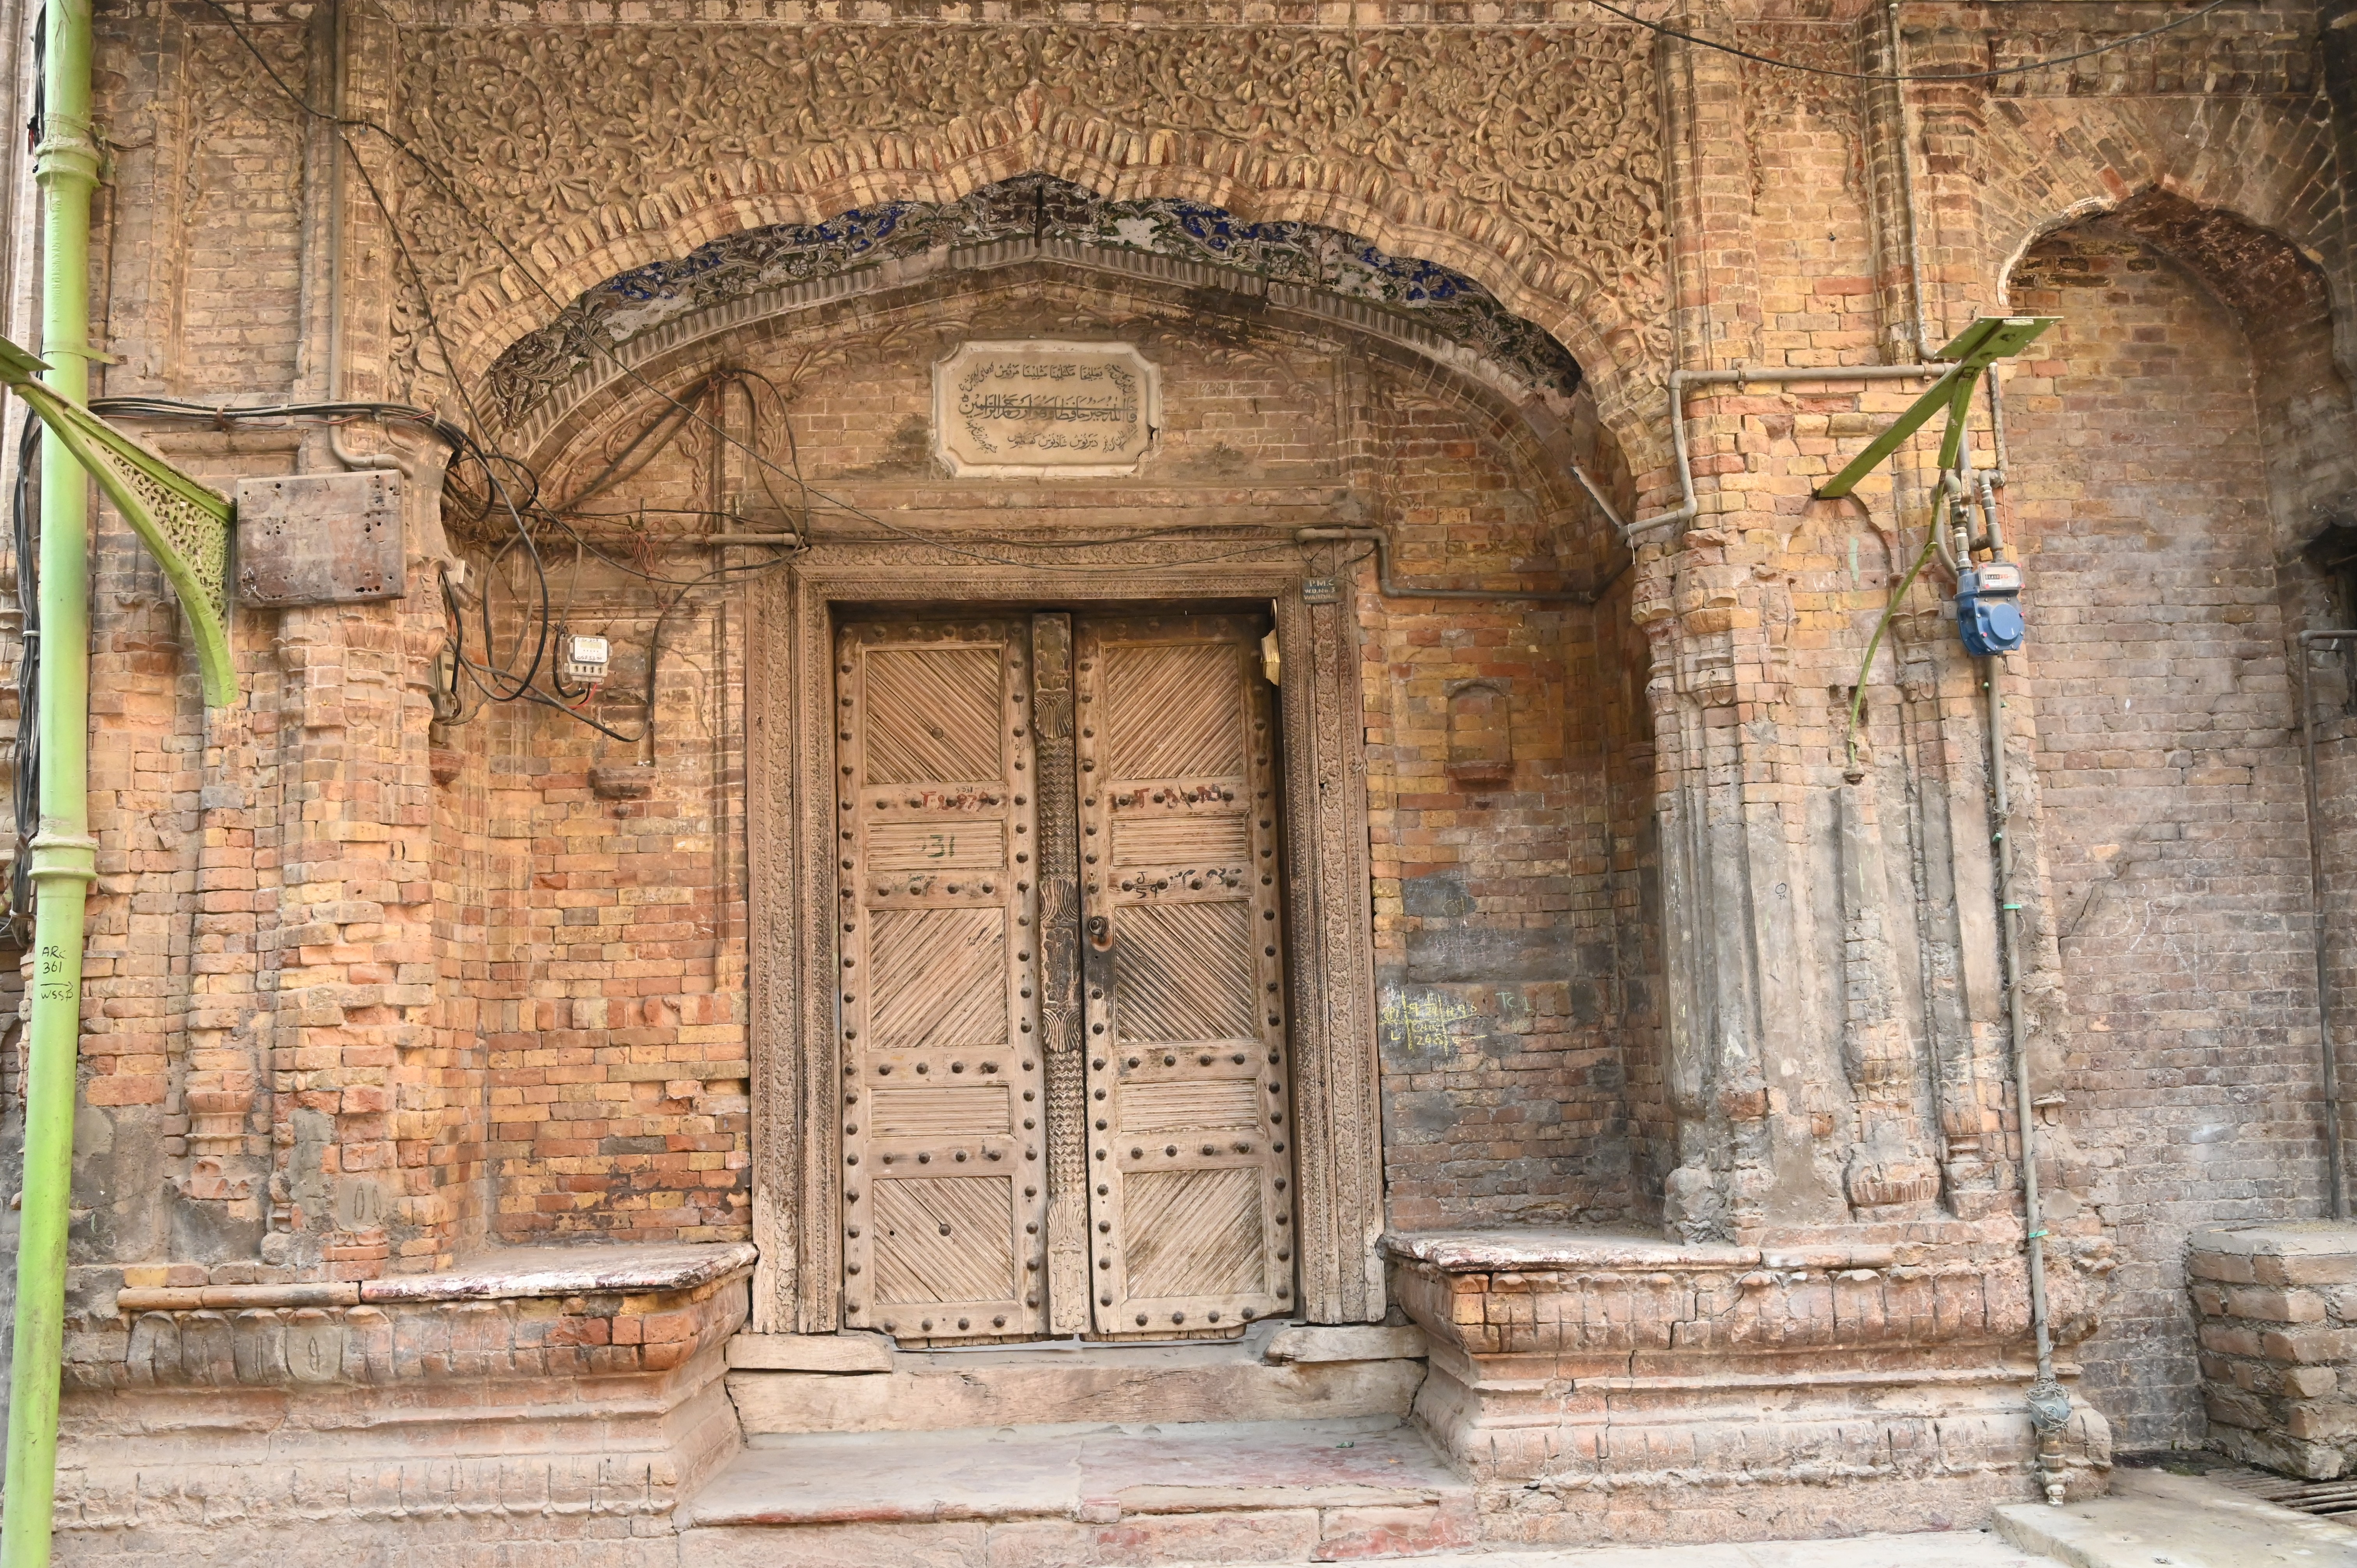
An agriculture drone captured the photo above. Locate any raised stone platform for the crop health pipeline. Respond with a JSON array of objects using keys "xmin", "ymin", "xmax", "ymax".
[
  {"xmin": 46, "ymin": 1232, "xmax": 2115, "ymax": 1563},
  {"xmin": 2187, "ymin": 1220, "xmax": 2357, "ymax": 1479},
  {"xmin": 679, "ymin": 1415, "xmax": 1475, "ymax": 1566},
  {"xmin": 1386, "ymin": 1227, "xmax": 2111, "ymax": 1545},
  {"xmin": 54, "ymin": 1241, "xmax": 757, "ymax": 1561}
]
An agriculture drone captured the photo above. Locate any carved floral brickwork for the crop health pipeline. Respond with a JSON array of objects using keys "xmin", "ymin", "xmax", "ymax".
[{"xmin": 388, "ymin": 23, "xmax": 1667, "ymax": 411}]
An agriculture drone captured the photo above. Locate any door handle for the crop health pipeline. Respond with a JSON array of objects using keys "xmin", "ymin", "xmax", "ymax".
[{"xmin": 1087, "ymin": 914, "xmax": 1111, "ymax": 951}]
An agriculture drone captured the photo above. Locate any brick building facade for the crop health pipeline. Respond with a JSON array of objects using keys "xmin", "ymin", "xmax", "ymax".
[{"xmin": 0, "ymin": 0, "xmax": 2352, "ymax": 1560}]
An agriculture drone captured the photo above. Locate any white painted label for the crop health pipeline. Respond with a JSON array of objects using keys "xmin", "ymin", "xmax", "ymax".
[{"xmin": 933, "ymin": 341, "xmax": 1160, "ymax": 478}]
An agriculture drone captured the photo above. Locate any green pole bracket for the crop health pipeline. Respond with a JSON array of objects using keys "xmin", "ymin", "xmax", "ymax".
[
  {"xmin": 0, "ymin": 335, "xmax": 236, "ymax": 707},
  {"xmin": 1815, "ymin": 316, "xmax": 2058, "ymax": 501}
]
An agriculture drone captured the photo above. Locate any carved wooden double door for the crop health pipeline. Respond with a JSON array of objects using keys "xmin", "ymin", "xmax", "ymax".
[{"xmin": 835, "ymin": 611, "xmax": 1295, "ymax": 1343}]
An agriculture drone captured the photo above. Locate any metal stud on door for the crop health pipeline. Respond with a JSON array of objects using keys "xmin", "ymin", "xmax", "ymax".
[
  {"xmin": 1076, "ymin": 613, "xmax": 1294, "ymax": 1334},
  {"xmin": 837, "ymin": 619, "xmax": 1046, "ymax": 1344}
]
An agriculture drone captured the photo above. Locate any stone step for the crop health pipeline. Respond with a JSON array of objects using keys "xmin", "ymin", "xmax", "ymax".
[
  {"xmin": 725, "ymin": 1322, "xmax": 1427, "ymax": 1436},
  {"xmin": 1995, "ymin": 1465, "xmax": 2357, "ymax": 1568},
  {"xmin": 678, "ymin": 1414, "xmax": 1474, "ymax": 1566}
]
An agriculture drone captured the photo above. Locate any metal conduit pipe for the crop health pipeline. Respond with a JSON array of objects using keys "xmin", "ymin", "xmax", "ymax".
[
  {"xmin": 3, "ymin": 1, "xmax": 99, "ymax": 1562},
  {"xmin": 1984, "ymin": 647, "xmax": 2071, "ymax": 1504},
  {"xmin": 1623, "ymin": 4, "xmax": 2015, "ymax": 544},
  {"xmin": 2299, "ymin": 629, "xmax": 2357, "ymax": 1220},
  {"xmin": 1972, "ymin": 463, "xmax": 2070, "ymax": 1505},
  {"xmin": 1624, "ymin": 364, "xmax": 1945, "ymax": 540},
  {"xmin": 320, "ymin": 0, "xmax": 400, "ymax": 476}
]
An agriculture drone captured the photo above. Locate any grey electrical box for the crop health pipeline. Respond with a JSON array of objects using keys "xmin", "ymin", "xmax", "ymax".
[{"xmin": 235, "ymin": 470, "xmax": 405, "ymax": 606}]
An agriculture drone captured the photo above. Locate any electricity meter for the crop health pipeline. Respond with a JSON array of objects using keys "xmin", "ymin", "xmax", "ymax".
[{"xmin": 560, "ymin": 633, "xmax": 611, "ymax": 685}]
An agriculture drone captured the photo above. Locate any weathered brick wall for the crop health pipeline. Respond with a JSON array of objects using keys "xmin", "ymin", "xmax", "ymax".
[
  {"xmin": 458, "ymin": 567, "xmax": 753, "ymax": 1246},
  {"xmin": 12, "ymin": 4, "xmax": 2350, "ymax": 1494},
  {"xmin": 2007, "ymin": 219, "xmax": 2335, "ymax": 1446},
  {"xmin": 1360, "ymin": 382, "xmax": 1643, "ymax": 1231}
]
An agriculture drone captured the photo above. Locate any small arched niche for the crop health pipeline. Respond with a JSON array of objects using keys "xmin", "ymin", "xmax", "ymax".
[{"xmin": 1445, "ymin": 679, "xmax": 1516, "ymax": 793}]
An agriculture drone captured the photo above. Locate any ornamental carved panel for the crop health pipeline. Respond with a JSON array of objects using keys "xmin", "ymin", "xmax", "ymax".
[{"xmin": 389, "ymin": 23, "xmax": 1668, "ymax": 396}]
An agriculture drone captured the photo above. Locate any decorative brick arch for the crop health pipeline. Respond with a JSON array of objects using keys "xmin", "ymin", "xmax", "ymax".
[
  {"xmin": 440, "ymin": 157, "xmax": 1658, "ymax": 475},
  {"xmin": 488, "ymin": 192, "xmax": 1624, "ymax": 556},
  {"xmin": 394, "ymin": 24, "xmax": 1671, "ymax": 471},
  {"xmin": 1972, "ymin": 97, "xmax": 2357, "ymax": 387}
]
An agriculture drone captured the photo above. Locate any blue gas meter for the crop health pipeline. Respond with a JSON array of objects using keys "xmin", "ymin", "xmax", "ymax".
[{"xmin": 1956, "ymin": 560, "xmax": 2025, "ymax": 656}]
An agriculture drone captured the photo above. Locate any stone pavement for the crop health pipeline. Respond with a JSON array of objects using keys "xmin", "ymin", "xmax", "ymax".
[
  {"xmin": 1161, "ymin": 1530, "xmax": 2051, "ymax": 1568},
  {"xmin": 1997, "ymin": 1464, "xmax": 2357, "ymax": 1568}
]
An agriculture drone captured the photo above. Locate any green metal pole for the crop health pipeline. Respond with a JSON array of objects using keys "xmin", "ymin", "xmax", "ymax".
[{"xmin": 3, "ymin": 0, "xmax": 99, "ymax": 1560}]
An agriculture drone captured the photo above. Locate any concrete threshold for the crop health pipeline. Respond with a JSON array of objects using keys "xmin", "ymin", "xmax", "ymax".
[
  {"xmin": 1996, "ymin": 1465, "xmax": 2357, "ymax": 1568},
  {"xmin": 724, "ymin": 1322, "xmax": 1429, "ymax": 1435}
]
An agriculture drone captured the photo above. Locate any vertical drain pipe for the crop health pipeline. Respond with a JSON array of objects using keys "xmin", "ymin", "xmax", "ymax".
[
  {"xmin": 2300, "ymin": 629, "xmax": 2356, "ymax": 1220},
  {"xmin": 1974, "ymin": 480, "xmax": 2070, "ymax": 1504},
  {"xmin": 2, "ymin": 1, "xmax": 99, "ymax": 1563}
]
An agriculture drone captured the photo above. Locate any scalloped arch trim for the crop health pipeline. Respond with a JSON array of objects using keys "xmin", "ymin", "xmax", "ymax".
[{"xmin": 484, "ymin": 173, "xmax": 1585, "ymax": 432}]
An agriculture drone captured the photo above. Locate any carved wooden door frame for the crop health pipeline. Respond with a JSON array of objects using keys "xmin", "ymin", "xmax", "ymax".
[{"xmin": 747, "ymin": 553, "xmax": 1383, "ymax": 1335}]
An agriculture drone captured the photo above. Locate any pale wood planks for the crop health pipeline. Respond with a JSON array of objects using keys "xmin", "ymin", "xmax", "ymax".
[
  {"xmin": 1077, "ymin": 612, "xmax": 1295, "ymax": 1336},
  {"xmin": 837, "ymin": 620, "xmax": 1045, "ymax": 1344}
]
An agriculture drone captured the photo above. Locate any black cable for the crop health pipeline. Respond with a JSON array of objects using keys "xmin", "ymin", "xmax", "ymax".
[
  {"xmin": 1585, "ymin": 0, "xmax": 2240, "ymax": 83},
  {"xmin": 188, "ymin": 0, "xmax": 2202, "ymax": 588},
  {"xmin": 187, "ymin": 0, "xmax": 1345, "ymax": 754},
  {"xmin": 330, "ymin": 124, "xmax": 555, "ymax": 703},
  {"xmin": 512, "ymin": 552, "xmax": 792, "ymax": 750},
  {"xmin": 24, "ymin": 4, "xmax": 42, "ymax": 157},
  {"xmin": 436, "ymin": 565, "xmax": 474, "ymax": 724},
  {"xmin": 548, "ymin": 535, "xmax": 590, "ymax": 702},
  {"xmin": 557, "ymin": 374, "xmax": 727, "ymax": 514},
  {"xmin": 87, "ymin": 396, "xmax": 466, "ymax": 452},
  {"xmin": 91, "ymin": 390, "xmax": 560, "ymax": 705}
]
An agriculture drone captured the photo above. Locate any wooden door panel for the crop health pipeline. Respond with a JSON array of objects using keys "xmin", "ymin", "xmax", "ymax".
[
  {"xmin": 868, "ymin": 908, "xmax": 1011, "ymax": 1050},
  {"xmin": 874, "ymin": 1177, "xmax": 1021, "ymax": 1305},
  {"xmin": 1113, "ymin": 901, "xmax": 1257, "ymax": 1044},
  {"xmin": 860, "ymin": 646, "xmax": 1006, "ymax": 782},
  {"xmin": 868, "ymin": 1083, "xmax": 1015, "ymax": 1139},
  {"xmin": 866, "ymin": 820, "xmax": 1007, "ymax": 872},
  {"xmin": 1103, "ymin": 642, "xmax": 1251, "ymax": 779},
  {"xmin": 1078, "ymin": 613, "xmax": 1294, "ymax": 1336},
  {"xmin": 1122, "ymin": 1169, "xmax": 1265, "ymax": 1299},
  {"xmin": 838, "ymin": 619, "xmax": 1045, "ymax": 1345}
]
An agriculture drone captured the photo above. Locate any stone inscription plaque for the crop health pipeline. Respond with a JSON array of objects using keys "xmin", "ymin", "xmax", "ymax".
[{"xmin": 933, "ymin": 341, "xmax": 1160, "ymax": 478}]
